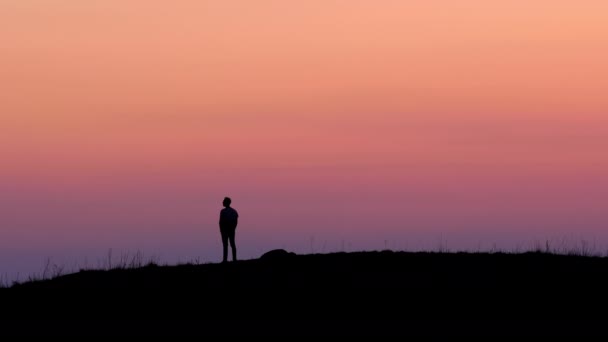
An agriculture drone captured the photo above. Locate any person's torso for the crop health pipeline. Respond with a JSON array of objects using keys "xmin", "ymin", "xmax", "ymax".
[{"xmin": 220, "ymin": 207, "xmax": 238, "ymax": 227}]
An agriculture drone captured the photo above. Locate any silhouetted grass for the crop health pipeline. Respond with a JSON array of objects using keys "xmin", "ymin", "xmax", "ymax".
[
  {"xmin": 7, "ymin": 238, "xmax": 607, "ymax": 287},
  {"xmin": 5, "ymin": 247, "xmax": 608, "ymax": 337},
  {"xmin": 0, "ymin": 274, "xmax": 10, "ymax": 288}
]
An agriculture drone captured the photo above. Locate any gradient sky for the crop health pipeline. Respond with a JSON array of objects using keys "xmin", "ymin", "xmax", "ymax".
[{"xmin": 2, "ymin": 1, "xmax": 608, "ymax": 280}]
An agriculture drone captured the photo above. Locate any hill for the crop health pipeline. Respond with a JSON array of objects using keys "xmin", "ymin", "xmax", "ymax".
[{"xmin": 5, "ymin": 250, "xmax": 608, "ymax": 337}]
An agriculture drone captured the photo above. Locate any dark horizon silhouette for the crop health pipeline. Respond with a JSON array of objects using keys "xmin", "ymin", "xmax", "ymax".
[{"xmin": 8, "ymin": 250, "xmax": 608, "ymax": 337}]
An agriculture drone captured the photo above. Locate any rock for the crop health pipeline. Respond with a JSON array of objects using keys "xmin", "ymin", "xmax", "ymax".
[{"xmin": 260, "ymin": 249, "xmax": 296, "ymax": 262}]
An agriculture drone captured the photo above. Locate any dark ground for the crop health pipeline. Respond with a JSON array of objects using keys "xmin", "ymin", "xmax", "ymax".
[{"xmin": 3, "ymin": 250, "xmax": 608, "ymax": 337}]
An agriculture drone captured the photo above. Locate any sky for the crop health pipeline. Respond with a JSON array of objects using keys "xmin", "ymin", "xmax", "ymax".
[{"xmin": 1, "ymin": 1, "xmax": 608, "ymax": 280}]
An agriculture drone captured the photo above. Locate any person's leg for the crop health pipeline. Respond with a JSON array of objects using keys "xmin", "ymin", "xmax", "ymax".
[
  {"xmin": 221, "ymin": 230, "xmax": 228, "ymax": 263},
  {"xmin": 229, "ymin": 229, "xmax": 237, "ymax": 262}
]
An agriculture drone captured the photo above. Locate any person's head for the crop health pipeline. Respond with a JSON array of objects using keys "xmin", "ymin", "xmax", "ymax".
[{"xmin": 223, "ymin": 197, "xmax": 232, "ymax": 208}]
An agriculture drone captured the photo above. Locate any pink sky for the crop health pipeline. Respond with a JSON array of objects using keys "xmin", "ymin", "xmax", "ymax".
[{"xmin": 1, "ymin": 1, "xmax": 608, "ymax": 279}]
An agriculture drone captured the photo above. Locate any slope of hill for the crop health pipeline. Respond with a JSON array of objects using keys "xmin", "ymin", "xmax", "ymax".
[{"xmin": 5, "ymin": 250, "xmax": 608, "ymax": 337}]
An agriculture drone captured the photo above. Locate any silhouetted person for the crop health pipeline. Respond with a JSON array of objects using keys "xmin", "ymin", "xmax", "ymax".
[{"xmin": 219, "ymin": 197, "xmax": 238, "ymax": 263}]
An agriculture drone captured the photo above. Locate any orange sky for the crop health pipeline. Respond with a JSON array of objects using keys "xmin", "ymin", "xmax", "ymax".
[
  {"xmin": 3, "ymin": 1, "xmax": 608, "ymax": 163},
  {"xmin": 1, "ymin": 1, "xmax": 608, "ymax": 277}
]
